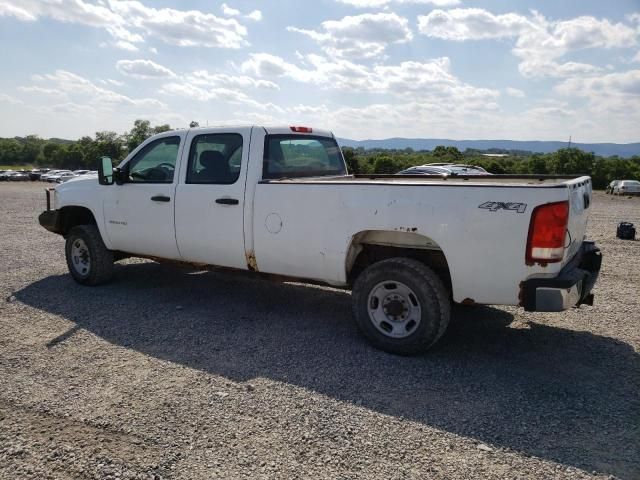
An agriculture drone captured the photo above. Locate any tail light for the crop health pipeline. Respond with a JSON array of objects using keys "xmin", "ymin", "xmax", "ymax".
[
  {"xmin": 290, "ymin": 126, "xmax": 312, "ymax": 133},
  {"xmin": 526, "ymin": 201, "xmax": 569, "ymax": 264}
]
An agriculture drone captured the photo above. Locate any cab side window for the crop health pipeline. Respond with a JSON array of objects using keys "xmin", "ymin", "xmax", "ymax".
[
  {"xmin": 186, "ymin": 134, "xmax": 243, "ymax": 184},
  {"xmin": 126, "ymin": 136, "xmax": 180, "ymax": 183}
]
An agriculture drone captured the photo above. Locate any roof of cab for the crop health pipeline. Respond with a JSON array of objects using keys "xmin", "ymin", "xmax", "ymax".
[{"xmin": 187, "ymin": 125, "xmax": 333, "ymax": 137}]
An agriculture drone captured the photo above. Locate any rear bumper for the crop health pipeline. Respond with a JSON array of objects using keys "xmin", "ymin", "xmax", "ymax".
[{"xmin": 520, "ymin": 241, "xmax": 602, "ymax": 312}]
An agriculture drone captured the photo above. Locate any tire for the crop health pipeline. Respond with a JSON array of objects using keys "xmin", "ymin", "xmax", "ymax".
[
  {"xmin": 352, "ymin": 257, "xmax": 451, "ymax": 355},
  {"xmin": 65, "ymin": 225, "xmax": 114, "ymax": 286}
]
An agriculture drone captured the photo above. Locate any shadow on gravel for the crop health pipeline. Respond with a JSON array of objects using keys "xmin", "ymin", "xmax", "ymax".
[{"xmin": 16, "ymin": 263, "xmax": 640, "ymax": 479}]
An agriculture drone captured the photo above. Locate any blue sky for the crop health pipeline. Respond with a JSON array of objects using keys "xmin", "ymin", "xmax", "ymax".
[{"xmin": 0, "ymin": 0, "xmax": 639, "ymax": 142}]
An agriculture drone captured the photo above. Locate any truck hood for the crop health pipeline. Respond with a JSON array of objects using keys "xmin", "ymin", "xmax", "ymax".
[
  {"xmin": 54, "ymin": 175, "xmax": 100, "ymax": 210},
  {"xmin": 55, "ymin": 175, "xmax": 98, "ymax": 191}
]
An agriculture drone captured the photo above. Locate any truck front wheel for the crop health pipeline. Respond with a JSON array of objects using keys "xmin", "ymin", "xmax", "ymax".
[
  {"xmin": 65, "ymin": 225, "xmax": 114, "ymax": 286},
  {"xmin": 352, "ymin": 257, "xmax": 451, "ymax": 355}
]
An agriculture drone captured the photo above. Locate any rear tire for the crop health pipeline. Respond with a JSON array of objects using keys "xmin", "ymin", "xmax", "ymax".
[
  {"xmin": 352, "ymin": 257, "xmax": 451, "ymax": 355},
  {"xmin": 65, "ymin": 225, "xmax": 114, "ymax": 286}
]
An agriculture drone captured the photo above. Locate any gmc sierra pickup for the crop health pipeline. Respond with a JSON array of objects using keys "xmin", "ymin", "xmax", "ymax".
[{"xmin": 39, "ymin": 125, "xmax": 601, "ymax": 354}]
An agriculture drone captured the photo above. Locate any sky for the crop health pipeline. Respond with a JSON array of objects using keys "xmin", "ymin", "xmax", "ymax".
[{"xmin": 0, "ymin": 0, "xmax": 639, "ymax": 142}]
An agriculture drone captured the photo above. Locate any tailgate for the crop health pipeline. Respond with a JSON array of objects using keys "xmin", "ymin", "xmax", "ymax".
[{"xmin": 563, "ymin": 176, "xmax": 592, "ymax": 265}]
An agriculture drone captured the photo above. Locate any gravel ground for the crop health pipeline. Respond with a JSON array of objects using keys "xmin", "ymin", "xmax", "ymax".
[{"xmin": 0, "ymin": 182, "xmax": 638, "ymax": 480}]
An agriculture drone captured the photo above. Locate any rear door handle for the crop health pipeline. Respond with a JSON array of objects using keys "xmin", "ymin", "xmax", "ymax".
[
  {"xmin": 216, "ymin": 198, "xmax": 239, "ymax": 205},
  {"xmin": 151, "ymin": 195, "xmax": 171, "ymax": 202}
]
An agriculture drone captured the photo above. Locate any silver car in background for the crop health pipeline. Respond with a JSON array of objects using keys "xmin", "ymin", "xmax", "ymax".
[{"xmin": 614, "ymin": 180, "xmax": 640, "ymax": 195}]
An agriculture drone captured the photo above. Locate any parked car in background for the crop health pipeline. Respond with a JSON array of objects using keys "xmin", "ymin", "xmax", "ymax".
[
  {"xmin": 613, "ymin": 180, "xmax": 640, "ymax": 195},
  {"xmin": 30, "ymin": 168, "xmax": 51, "ymax": 181},
  {"xmin": 73, "ymin": 170, "xmax": 90, "ymax": 176},
  {"xmin": 44, "ymin": 170, "xmax": 74, "ymax": 183},
  {"xmin": 606, "ymin": 180, "xmax": 620, "ymax": 194},
  {"xmin": 40, "ymin": 170, "xmax": 63, "ymax": 182},
  {"xmin": 399, "ymin": 163, "xmax": 491, "ymax": 176},
  {"xmin": 0, "ymin": 170, "xmax": 10, "ymax": 181},
  {"xmin": 7, "ymin": 171, "xmax": 30, "ymax": 181},
  {"xmin": 398, "ymin": 165, "xmax": 455, "ymax": 175},
  {"xmin": 56, "ymin": 172, "xmax": 78, "ymax": 183}
]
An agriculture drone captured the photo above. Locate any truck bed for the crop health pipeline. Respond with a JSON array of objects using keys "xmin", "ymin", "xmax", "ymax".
[{"xmin": 261, "ymin": 174, "xmax": 590, "ymax": 188}]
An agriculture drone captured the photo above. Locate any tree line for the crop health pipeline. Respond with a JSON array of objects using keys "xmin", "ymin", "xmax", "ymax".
[
  {"xmin": 0, "ymin": 120, "xmax": 171, "ymax": 171},
  {"xmin": 1, "ymin": 119, "xmax": 638, "ymax": 190},
  {"xmin": 343, "ymin": 145, "xmax": 640, "ymax": 189}
]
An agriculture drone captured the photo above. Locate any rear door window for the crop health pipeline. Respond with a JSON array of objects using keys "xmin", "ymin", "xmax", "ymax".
[
  {"xmin": 263, "ymin": 135, "xmax": 346, "ymax": 179},
  {"xmin": 186, "ymin": 134, "xmax": 243, "ymax": 184}
]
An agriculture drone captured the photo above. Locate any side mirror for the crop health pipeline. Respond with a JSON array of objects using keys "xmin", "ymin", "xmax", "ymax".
[{"xmin": 98, "ymin": 157, "xmax": 114, "ymax": 185}]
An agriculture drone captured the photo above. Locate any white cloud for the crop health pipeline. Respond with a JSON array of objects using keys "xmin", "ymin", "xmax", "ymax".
[
  {"xmin": 247, "ymin": 10, "xmax": 262, "ymax": 21},
  {"xmin": 555, "ymin": 69, "xmax": 640, "ymax": 99},
  {"xmin": 116, "ymin": 59, "xmax": 176, "ymax": 79},
  {"xmin": 186, "ymin": 70, "xmax": 279, "ymax": 90},
  {"xmin": 113, "ymin": 40, "xmax": 139, "ymax": 51},
  {"xmin": 633, "ymin": 51, "xmax": 640, "ymax": 63},
  {"xmin": 25, "ymin": 69, "xmax": 166, "ymax": 110},
  {"xmin": 337, "ymin": 0, "xmax": 460, "ymax": 7},
  {"xmin": 221, "ymin": 3, "xmax": 261, "ymax": 22},
  {"xmin": 221, "ymin": 3, "xmax": 240, "ymax": 16},
  {"xmin": 0, "ymin": 93, "xmax": 23, "ymax": 105},
  {"xmin": 0, "ymin": 2, "xmax": 37, "ymax": 21},
  {"xmin": 99, "ymin": 78, "xmax": 125, "ymax": 87},
  {"xmin": 506, "ymin": 87, "xmax": 525, "ymax": 98},
  {"xmin": 418, "ymin": 8, "xmax": 639, "ymax": 79},
  {"xmin": 0, "ymin": 0, "xmax": 251, "ymax": 49},
  {"xmin": 418, "ymin": 8, "xmax": 532, "ymax": 40},
  {"xmin": 159, "ymin": 82, "xmax": 283, "ymax": 113},
  {"xmin": 554, "ymin": 69, "xmax": 640, "ymax": 128},
  {"xmin": 241, "ymin": 53, "xmax": 499, "ymax": 107},
  {"xmin": 288, "ymin": 12, "xmax": 412, "ymax": 59}
]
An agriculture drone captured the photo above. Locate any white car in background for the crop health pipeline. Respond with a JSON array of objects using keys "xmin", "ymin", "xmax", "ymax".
[
  {"xmin": 613, "ymin": 180, "xmax": 640, "ymax": 195},
  {"xmin": 73, "ymin": 170, "xmax": 91, "ymax": 176},
  {"xmin": 46, "ymin": 170, "xmax": 74, "ymax": 183},
  {"xmin": 40, "ymin": 170, "xmax": 64, "ymax": 181},
  {"xmin": 56, "ymin": 172, "xmax": 78, "ymax": 183}
]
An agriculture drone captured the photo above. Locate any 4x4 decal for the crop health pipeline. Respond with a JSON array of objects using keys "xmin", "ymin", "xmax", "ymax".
[{"xmin": 478, "ymin": 201, "xmax": 527, "ymax": 213}]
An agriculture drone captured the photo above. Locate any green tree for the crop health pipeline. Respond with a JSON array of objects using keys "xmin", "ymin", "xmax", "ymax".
[
  {"xmin": 373, "ymin": 156, "xmax": 398, "ymax": 174},
  {"xmin": 126, "ymin": 119, "xmax": 153, "ymax": 152},
  {"xmin": 342, "ymin": 147, "xmax": 359, "ymax": 174},
  {"xmin": 433, "ymin": 145, "xmax": 463, "ymax": 162}
]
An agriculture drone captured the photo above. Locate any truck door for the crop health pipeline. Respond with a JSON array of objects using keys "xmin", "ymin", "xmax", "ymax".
[
  {"xmin": 174, "ymin": 128, "xmax": 250, "ymax": 269},
  {"xmin": 102, "ymin": 133, "xmax": 183, "ymax": 259}
]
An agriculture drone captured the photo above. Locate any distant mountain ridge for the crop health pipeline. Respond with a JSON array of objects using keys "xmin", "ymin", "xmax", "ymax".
[{"xmin": 337, "ymin": 137, "xmax": 640, "ymax": 158}]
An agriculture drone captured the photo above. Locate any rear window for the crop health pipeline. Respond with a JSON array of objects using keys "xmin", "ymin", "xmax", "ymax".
[{"xmin": 263, "ymin": 135, "xmax": 346, "ymax": 179}]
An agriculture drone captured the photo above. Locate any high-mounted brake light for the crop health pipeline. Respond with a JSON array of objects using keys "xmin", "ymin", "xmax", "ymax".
[
  {"xmin": 526, "ymin": 201, "xmax": 569, "ymax": 264},
  {"xmin": 290, "ymin": 126, "xmax": 313, "ymax": 133}
]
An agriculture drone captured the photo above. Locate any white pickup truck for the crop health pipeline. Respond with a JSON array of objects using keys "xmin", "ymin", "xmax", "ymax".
[{"xmin": 39, "ymin": 125, "xmax": 601, "ymax": 354}]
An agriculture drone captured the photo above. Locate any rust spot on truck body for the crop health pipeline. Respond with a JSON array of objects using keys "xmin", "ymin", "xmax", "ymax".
[
  {"xmin": 246, "ymin": 250, "xmax": 258, "ymax": 272},
  {"xmin": 461, "ymin": 298, "xmax": 476, "ymax": 305}
]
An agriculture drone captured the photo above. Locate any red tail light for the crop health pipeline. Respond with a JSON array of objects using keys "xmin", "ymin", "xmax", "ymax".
[
  {"xmin": 526, "ymin": 201, "xmax": 569, "ymax": 264},
  {"xmin": 290, "ymin": 126, "xmax": 313, "ymax": 133}
]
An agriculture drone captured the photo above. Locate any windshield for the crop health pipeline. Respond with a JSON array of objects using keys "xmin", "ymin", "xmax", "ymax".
[{"xmin": 263, "ymin": 135, "xmax": 346, "ymax": 179}]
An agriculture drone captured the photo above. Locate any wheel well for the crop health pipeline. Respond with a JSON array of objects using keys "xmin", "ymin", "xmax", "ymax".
[
  {"xmin": 347, "ymin": 233, "xmax": 451, "ymax": 292},
  {"xmin": 59, "ymin": 206, "xmax": 97, "ymax": 236}
]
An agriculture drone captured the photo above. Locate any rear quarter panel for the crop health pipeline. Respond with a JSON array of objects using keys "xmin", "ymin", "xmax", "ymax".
[{"xmin": 252, "ymin": 182, "xmax": 571, "ymax": 305}]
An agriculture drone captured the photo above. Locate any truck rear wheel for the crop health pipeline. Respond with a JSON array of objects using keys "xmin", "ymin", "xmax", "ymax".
[
  {"xmin": 65, "ymin": 225, "xmax": 114, "ymax": 286},
  {"xmin": 352, "ymin": 257, "xmax": 450, "ymax": 355}
]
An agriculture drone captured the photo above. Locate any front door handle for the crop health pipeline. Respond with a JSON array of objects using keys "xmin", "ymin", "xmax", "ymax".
[
  {"xmin": 216, "ymin": 198, "xmax": 239, "ymax": 205},
  {"xmin": 151, "ymin": 195, "xmax": 171, "ymax": 202}
]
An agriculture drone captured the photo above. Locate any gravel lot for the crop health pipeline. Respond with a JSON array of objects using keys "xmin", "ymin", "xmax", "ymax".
[{"xmin": 0, "ymin": 182, "xmax": 638, "ymax": 480}]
